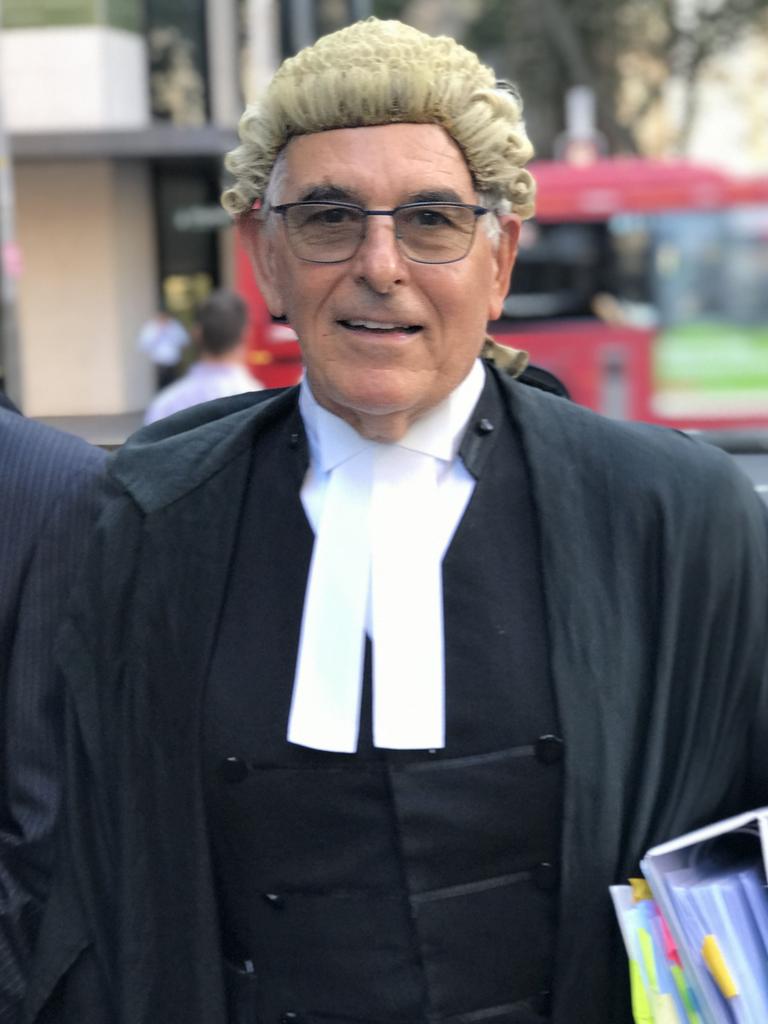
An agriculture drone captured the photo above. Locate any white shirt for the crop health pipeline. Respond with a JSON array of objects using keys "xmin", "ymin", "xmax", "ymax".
[
  {"xmin": 137, "ymin": 316, "xmax": 190, "ymax": 366},
  {"xmin": 299, "ymin": 360, "xmax": 484, "ymax": 551},
  {"xmin": 144, "ymin": 361, "xmax": 263, "ymax": 425}
]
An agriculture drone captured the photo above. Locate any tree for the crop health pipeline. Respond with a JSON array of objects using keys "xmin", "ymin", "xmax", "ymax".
[
  {"xmin": 460, "ymin": 0, "xmax": 768, "ymax": 157},
  {"xmin": 618, "ymin": 0, "xmax": 768, "ymax": 152}
]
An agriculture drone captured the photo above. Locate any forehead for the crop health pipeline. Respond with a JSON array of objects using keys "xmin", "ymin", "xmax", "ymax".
[{"xmin": 277, "ymin": 123, "xmax": 477, "ymax": 202}]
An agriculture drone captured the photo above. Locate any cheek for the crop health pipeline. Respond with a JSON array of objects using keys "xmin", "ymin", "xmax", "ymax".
[
  {"xmin": 428, "ymin": 256, "xmax": 495, "ymax": 309},
  {"xmin": 433, "ymin": 271, "xmax": 492, "ymax": 329},
  {"xmin": 284, "ymin": 274, "xmax": 339, "ymax": 327},
  {"xmin": 418, "ymin": 268, "xmax": 467, "ymax": 319},
  {"xmin": 295, "ymin": 320, "xmax": 341, "ymax": 374}
]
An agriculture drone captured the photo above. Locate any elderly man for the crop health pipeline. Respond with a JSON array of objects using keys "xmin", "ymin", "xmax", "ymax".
[
  {"xmin": 24, "ymin": 18, "xmax": 767, "ymax": 1024},
  {"xmin": 0, "ymin": 409, "xmax": 105, "ymax": 1024}
]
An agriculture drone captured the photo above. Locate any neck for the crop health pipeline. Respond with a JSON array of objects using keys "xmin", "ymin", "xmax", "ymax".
[
  {"xmin": 330, "ymin": 407, "xmax": 420, "ymax": 443},
  {"xmin": 200, "ymin": 352, "xmax": 243, "ymax": 367}
]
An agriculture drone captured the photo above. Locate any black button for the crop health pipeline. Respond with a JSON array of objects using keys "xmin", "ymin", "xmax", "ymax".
[
  {"xmin": 475, "ymin": 417, "xmax": 494, "ymax": 435},
  {"xmin": 280, "ymin": 1014, "xmax": 300, "ymax": 1024},
  {"xmin": 218, "ymin": 756, "xmax": 248, "ymax": 783},
  {"xmin": 262, "ymin": 892, "xmax": 285, "ymax": 909},
  {"xmin": 535, "ymin": 734, "xmax": 564, "ymax": 765},
  {"xmin": 532, "ymin": 862, "xmax": 559, "ymax": 891},
  {"xmin": 288, "ymin": 432, "xmax": 300, "ymax": 449}
]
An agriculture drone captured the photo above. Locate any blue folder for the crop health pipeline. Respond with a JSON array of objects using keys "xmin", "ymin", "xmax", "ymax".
[{"xmin": 640, "ymin": 807, "xmax": 768, "ymax": 1024}]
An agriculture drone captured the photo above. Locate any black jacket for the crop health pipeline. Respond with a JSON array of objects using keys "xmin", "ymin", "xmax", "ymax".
[{"xmin": 25, "ymin": 369, "xmax": 768, "ymax": 1023}]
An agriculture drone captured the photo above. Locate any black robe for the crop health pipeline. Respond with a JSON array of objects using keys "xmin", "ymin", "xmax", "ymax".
[{"xmin": 25, "ymin": 366, "xmax": 768, "ymax": 1024}]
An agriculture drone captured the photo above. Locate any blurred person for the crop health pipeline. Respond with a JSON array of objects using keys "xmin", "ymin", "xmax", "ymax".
[
  {"xmin": 24, "ymin": 18, "xmax": 768, "ymax": 1024},
  {"xmin": 137, "ymin": 309, "xmax": 190, "ymax": 389},
  {"xmin": 0, "ymin": 410, "xmax": 106, "ymax": 1024},
  {"xmin": 144, "ymin": 289, "xmax": 262, "ymax": 425}
]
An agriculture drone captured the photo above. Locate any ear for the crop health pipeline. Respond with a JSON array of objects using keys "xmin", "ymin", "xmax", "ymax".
[
  {"xmin": 237, "ymin": 213, "xmax": 286, "ymax": 318},
  {"xmin": 486, "ymin": 214, "xmax": 521, "ymax": 322}
]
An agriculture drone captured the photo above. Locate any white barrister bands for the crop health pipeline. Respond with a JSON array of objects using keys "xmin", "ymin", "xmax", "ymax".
[
  {"xmin": 292, "ymin": 361, "xmax": 484, "ymax": 752},
  {"xmin": 288, "ymin": 447, "xmax": 373, "ymax": 752},
  {"xmin": 370, "ymin": 445, "xmax": 444, "ymax": 749}
]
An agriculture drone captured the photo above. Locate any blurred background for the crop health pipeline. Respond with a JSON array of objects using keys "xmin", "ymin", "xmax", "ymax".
[{"xmin": 1, "ymin": 0, "xmax": 767, "ymax": 442}]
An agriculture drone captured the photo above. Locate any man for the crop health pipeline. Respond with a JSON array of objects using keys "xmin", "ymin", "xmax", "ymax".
[
  {"xmin": 137, "ymin": 309, "xmax": 190, "ymax": 389},
  {"xmin": 0, "ymin": 410, "xmax": 105, "ymax": 1024},
  {"xmin": 144, "ymin": 289, "xmax": 262, "ymax": 425},
  {"xmin": 25, "ymin": 18, "xmax": 768, "ymax": 1024}
]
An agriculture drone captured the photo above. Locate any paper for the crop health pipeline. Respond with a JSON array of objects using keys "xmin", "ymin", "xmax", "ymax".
[{"xmin": 611, "ymin": 884, "xmax": 701, "ymax": 1024}]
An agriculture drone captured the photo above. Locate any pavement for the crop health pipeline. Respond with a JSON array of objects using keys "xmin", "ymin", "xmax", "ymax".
[
  {"xmin": 34, "ymin": 411, "xmax": 145, "ymax": 450},
  {"xmin": 731, "ymin": 453, "xmax": 768, "ymax": 504}
]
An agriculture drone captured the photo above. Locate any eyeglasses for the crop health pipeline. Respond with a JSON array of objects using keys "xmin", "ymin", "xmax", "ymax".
[{"xmin": 269, "ymin": 201, "xmax": 489, "ymax": 264}]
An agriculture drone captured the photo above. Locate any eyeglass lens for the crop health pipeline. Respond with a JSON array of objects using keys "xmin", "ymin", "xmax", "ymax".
[{"xmin": 283, "ymin": 204, "xmax": 479, "ymax": 263}]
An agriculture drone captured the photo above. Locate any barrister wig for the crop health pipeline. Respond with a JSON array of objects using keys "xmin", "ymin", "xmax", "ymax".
[{"xmin": 221, "ymin": 17, "xmax": 536, "ymax": 220}]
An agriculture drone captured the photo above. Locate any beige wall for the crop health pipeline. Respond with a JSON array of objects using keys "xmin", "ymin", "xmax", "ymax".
[
  {"xmin": 2, "ymin": 27, "xmax": 149, "ymax": 132},
  {"xmin": 16, "ymin": 158, "xmax": 156, "ymax": 416}
]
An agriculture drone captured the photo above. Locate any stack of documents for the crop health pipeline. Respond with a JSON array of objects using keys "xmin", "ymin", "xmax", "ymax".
[
  {"xmin": 611, "ymin": 880, "xmax": 702, "ymax": 1023},
  {"xmin": 612, "ymin": 807, "xmax": 768, "ymax": 1024}
]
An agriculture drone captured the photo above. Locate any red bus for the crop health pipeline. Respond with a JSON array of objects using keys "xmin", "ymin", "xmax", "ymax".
[{"xmin": 238, "ymin": 158, "xmax": 768, "ymax": 428}]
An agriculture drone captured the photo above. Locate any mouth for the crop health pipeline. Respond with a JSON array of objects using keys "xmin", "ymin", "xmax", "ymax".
[{"xmin": 338, "ymin": 319, "xmax": 423, "ymax": 336}]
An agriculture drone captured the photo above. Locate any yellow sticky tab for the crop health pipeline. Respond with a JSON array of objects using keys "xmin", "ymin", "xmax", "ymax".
[
  {"xmin": 630, "ymin": 877, "xmax": 654, "ymax": 902},
  {"xmin": 653, "ymin": 992, "xmax": 683, "ymax": 1024},
  {"xmin": 629, "ymin": 958, "xmax": 654, "ymax": 1024},
  {"xmin": 701, "ymin": 935, "xmax": 739, "ymax": 999},
  {"xmin": 638, "ymin": 928, "xmax": 658, "ymax": 991}
]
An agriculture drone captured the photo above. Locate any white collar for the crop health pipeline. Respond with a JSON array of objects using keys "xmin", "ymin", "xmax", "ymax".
[{"xmin": 299, "ymin": 359, "xmax": 485, "ymax": 470}]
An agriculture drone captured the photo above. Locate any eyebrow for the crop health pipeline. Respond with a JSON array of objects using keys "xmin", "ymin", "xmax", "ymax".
[
  {"xmin": 297, "ymin": 184, "xmax": 362, "ymax": 204},
  {"xmin": 294, "ymin": 185, "xmax": 470, "ymax": 207},
  {"xmin": 405, "ymin": 189, "xmax": 467, "ymax": 205}
]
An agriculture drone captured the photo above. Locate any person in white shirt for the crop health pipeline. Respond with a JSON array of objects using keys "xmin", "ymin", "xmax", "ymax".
[
  {"xmin": 144, "ymin": 289, "xmax": 263, "ymax": 424},
  {"xmin": 137, "ymin": 310, "xmax": 190, "ymax": 389}
]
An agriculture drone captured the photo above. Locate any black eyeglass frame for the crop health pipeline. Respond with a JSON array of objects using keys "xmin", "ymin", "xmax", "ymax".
[{"xmin": 268, "ymin": 200, "xmax": 491, "ymax": 265}]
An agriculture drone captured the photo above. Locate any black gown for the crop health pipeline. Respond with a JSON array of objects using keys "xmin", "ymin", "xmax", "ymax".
[
  {"xmin": 204, "ymin": 370, "xmax": 562, "ymax": 1023},
  {"xmin": 25, "ymin": 364, "xmax": 768, "ymax": 1024}
]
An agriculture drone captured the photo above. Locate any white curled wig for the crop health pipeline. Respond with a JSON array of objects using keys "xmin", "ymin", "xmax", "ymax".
[{"xmin": 222, "ymin": 17, "xmax": 536, "ymax": 220}]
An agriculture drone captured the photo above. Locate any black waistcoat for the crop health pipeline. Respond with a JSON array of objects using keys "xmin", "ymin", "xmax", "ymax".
[{"xmin": 203, "ymin": 370, "xmax": 564, "ymax": 1024}]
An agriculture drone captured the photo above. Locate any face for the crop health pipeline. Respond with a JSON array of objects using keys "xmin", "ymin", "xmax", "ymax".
[{"xmin": 244, "ymin": 123, "xmax": 520, "ymax": 440}]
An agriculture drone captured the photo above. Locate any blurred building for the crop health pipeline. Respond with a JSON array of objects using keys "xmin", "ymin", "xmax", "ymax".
[{"xmin": 1, "ymin": 0, "xmax": 242, "ymax": 414}]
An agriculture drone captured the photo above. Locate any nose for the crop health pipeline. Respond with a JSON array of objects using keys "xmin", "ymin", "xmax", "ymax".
[{"xmin": 351, "ymin": 214, "xmax": 408, "ymax": 293}]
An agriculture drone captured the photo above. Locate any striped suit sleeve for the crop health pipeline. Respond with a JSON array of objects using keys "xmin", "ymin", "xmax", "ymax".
[{"xmin": 0, "ymin": 415, "xmax": 106, "ymax": 1024}]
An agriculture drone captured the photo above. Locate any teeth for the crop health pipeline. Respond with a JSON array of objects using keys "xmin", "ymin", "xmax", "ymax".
[{"xmin": 346, "ymin": 320, "xmax": 412, "ymax": 330}]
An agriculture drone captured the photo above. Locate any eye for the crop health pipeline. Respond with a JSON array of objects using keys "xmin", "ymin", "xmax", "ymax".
[
  {"xmin": 309, "ymin": 205, "xmax": 358, "ymax": 225},
  {"xmin": 409, "ymin": 206, "xmax": 453, "ymax": 227}
]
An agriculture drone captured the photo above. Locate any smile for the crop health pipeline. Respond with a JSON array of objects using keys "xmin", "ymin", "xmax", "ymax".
[{"xmin": 339, "ymin": 319, "xmax": 422, "ymax": 334}]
